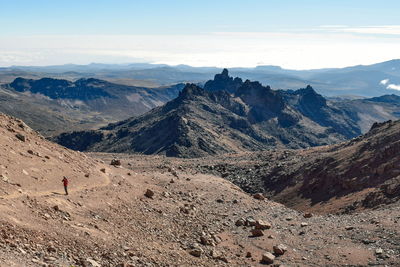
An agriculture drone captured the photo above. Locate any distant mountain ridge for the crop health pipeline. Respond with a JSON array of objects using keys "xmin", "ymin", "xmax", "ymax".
[
  {"xmin": 10, "ymin": 77, "xmax": 113, "ymax": 100},
  {"xmin": 1, "ymin": 77, "xmax": 184, "ymax": 136},
  {"xmin": 3, "ymin": 59, "xmax": 400, "ymax": 97},
  {"xmin": 53, "ymin": 70, "xmax": 362, "ymax": 157}
]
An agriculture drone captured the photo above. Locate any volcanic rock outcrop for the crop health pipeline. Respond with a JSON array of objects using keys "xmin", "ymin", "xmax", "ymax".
[{"xmin": 53, "ymin": 70, "xmax": 360, "ymax": 157}]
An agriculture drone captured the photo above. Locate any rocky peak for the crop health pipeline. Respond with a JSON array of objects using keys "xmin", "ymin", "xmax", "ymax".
[
  {"xmin": 295, "ymin": 85, "xmax": 326, "ymax": 108},
  {"xmin": 178, "ymin": 83, "xmax": 209, "ymax": 100},
  {"xmin": 235, "ymin": 80, "xmax": 272, "ymax": 96},
  {"xmin": 203, "ymin": 69, "xmax": 243, "ymax": 94},
  {"xmin": 221, "ymin": 68, "xmax": 229, "ymax": 77},
  {"xmin": 162, "ymin": 83, "xmax": 210, "ymax": 112}
]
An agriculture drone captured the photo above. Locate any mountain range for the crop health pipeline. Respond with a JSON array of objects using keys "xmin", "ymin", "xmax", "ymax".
[
  {"xmin": 0, "ymin": 77, "xmax": 184, "ymax": 135},
  {"xmin": 2, "ymin": 59, "xmax": 400, "ymax": 97},
  {"xmin": 53, "ymin": 70, "xmax": 364, "ymax": 157}
]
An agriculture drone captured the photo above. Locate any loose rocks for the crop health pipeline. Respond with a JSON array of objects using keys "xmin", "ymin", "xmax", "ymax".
[
  {"xmin": 253, "ymin": 193, "xmax": 265, "ymax": 200},
  {"xmin": 273, "ymin": 244, "xmax": 288, "ymax": 255},
  {"xmin": 255, "ymin": 220, "xmax": 272, "ymax": 230},
  {"xmin": 251, "ymin": 229, "xmax": 264, "ymax": 237},
  {"xmin": 145, "ymin": 189, "xmax": 154, "ymax": 198},
  {"xmin": 261, "ymin": 252, "xmax": 275, "ymax": 264},
  {"xmin": 111, "ymin": 159, "xmax": 121, "ymax": 166}
]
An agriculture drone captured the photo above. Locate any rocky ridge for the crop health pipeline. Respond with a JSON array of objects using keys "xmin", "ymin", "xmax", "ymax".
[
  {"xmin": 52, "ymin": 70, "xmax": 361, "ymax": 157},
  {"xmin": 2, "ymin": 78, "xmax": 184, "ymax": 136},
  {"xmin": 190, "ymin": 119, "xmax": 400, "ymax": 215}
]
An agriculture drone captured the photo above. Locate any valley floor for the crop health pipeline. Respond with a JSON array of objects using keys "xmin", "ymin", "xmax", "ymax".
[{"xmin": 0, "ymin": 152, "xmax": 399, "ymax": 266}]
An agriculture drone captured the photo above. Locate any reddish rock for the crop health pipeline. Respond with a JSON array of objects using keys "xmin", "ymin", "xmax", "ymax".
[
  {"xmin": 261, "ymin": 252, "xmax": 275, "ymax": 264},
  {"xmin": 273, "ymin": 244, "xmax": 288, "ymax": 255},
  {"xmin": 253, "ymin": 193, "xmax": 265, "ymax": 200}
]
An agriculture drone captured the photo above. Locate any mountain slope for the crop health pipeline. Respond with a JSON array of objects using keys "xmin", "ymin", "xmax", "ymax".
[
  {"xmin": 3, "ymin": 112, "xmax": 398, "ymax": 266},
  {"xmin": 332, "ymin": 94, "xmax": 400, "ymax": 133},
  {"xmin": 1, "ymin": 78, "xmax": 184, "ymax": 136},
  {"xmin": 53, "ymin": 71, "xmax": 361, "ymax": 157},
  {"xmin": 267, "ymin": 119, "xmax": 400, "ymax": 213},
  {"xmin": 214, "ymin": 119, "xmax": 400, "ymax": 213}
]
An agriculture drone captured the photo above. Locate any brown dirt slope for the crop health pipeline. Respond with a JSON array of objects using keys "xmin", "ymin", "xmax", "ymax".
[
  {"xmin": 193, "ymin": 119, "xmax": 400, "ymax": 214},
  {"xmin": 0, "ymin": 113, "xmax": 399, "ymax": 266},
  {"xmin": 262, "ymin": 119, "xmax": 400, "ymax": 213}
]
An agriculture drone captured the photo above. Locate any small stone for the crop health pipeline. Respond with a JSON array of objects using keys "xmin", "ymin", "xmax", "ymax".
[
  {"xmin": 44, "ymin": 256, "xmax": 57, "ymax": 262},
  {"xmin": 27, "ymin": 150, "xmax": 34, "ymax": 155},
  {"xmin": 100, "ymin": 168, "xmax": 106, "ymax": 173},
  {"xmin": 86, "ymin": 258, "xmax": 101, "ymax": 267},
  {"xmin": 145, "ymin": 189, "xmax": 154, "ymax": 198},
  {"xmin": 47, "ymin": 246, "xmax": 57, "ymax": 253},
  {"xmin": 345, "ymin": 226, "xmax": 354, "ymax": 230},
  {"xmin": 375, "ymin": 248, "xmax": 383, "ymax": 255},
  {"xmin": 246, "ymin": 252, "xmax": 252, "ymax": 258},
  {"xmin": 211, "ymin": 249, "xmax": 228, "ymax": 262},
  {"xmin": 253, "ymin": 193, "xmax": 265, "ymax": 200},
  {"xmin": 301, "ymin": 222, "xmax": 308, "ymax": 227},
  {"xmin": 111, "ymin": 159, "xmax": 121, "ymax": 166},
  {"xmin": 200, "ymin": 236, "xmax": 210, "ymax": 246},
  {"xmin": 246, "ymin": 217, "xmax": 257, "ymax": 226},
  {"xmin": 170, "ymin": 179, "xmax": 175, "ymax": 184},
  {"xmin": 84, "ymin": 173, "xmax": 90, "ymax": 177},
  {"xmin": 235, "ymin": 218, "xmax": 245, "ymax": 226},
  {"xmin": 18, "ymin": 247, "xmax": 27, "ymax": 254},
  {"xmin": 255, "ymin": 220, "xmax": 272, "ymax": 230},
  {"xmin": 261, "ymin": 252, "xmax": 275, "ymax": 264},
  {"xmin": 251, "ymin": 228, "xmax": 264, "ymax": 237},
  {"xmin": 189, "ymin": 248, "xmax": 202, "ymax": 257},
  {"xmin": 0, "ymin": 174, "xmax": 9, "ymax": 182},
  {"xmin": 273, "ymin": 244, "xmax": 288, "ymax": 255},
  {"xmin": 304, "ymin": 213, "xmax": 313, "ymax": 218},
  {"xmin": 15, "ymin": 133, "xmax": 26, "ymax": 142}
]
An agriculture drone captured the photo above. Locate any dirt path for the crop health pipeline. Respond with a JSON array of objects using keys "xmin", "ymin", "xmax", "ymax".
[{"xmin": 0, "ymin": 171, "xmax": 111, "ymax": 200}]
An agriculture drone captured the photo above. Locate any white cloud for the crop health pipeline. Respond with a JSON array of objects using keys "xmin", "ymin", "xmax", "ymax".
[
  {"xmin": 322, "ymin": 25, "xmax": 400, "ymax": 35},
  {"xmin": 0, "ymin": 32, "xmax": 400, "ymax": 69},
  {"xmin": 379, "ymin": 79, "xmax": 400, "ymax": 91},
  {"xmin": 387, "ymin": 84, "xmax": 400, "ymax": 90},
  {"xmin": 380, "ymin": 79, "xmax": 389, "ymax": 85}
]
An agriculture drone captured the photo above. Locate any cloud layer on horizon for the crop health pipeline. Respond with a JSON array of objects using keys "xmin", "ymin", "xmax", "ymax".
[{"xmin": 1, "ymin": 27, "xmax": 400, "ymax": 69}]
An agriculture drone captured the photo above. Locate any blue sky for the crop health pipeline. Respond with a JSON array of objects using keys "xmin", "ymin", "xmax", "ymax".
[{"xmin": 1, "ymin": 0, "xmax": 400, "ymax": 68}]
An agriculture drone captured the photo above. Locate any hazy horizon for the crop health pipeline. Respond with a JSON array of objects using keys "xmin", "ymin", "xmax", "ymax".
[
  {"xmin": 2, "ymin": 58, "xmax": 400, "ymax": 71},
  {"xmin": 1, "ymin": 0, "xmax": 400, "ymax": 69}
]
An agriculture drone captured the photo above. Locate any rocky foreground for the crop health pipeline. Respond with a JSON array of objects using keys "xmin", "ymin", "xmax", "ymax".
[{"xmin": 0, "ymin": 113, "xmax": 399, "ymax": 266}]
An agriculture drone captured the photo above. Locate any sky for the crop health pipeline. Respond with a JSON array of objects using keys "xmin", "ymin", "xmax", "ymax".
[{"xmin": 1, "ymin": 0, "xmax": 400, "ymax": 69}]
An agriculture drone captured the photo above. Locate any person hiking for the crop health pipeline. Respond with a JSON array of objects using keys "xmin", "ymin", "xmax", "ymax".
[{"xmin": 62, "ymin": 176, "xmax": 69, "ymax": 195}]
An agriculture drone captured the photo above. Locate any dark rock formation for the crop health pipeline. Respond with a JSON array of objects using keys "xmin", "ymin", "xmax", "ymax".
[
  {"xmin": 204, "ymin": 69, "xmax": 243, "ymax": 94},
  {"xmin": 53, "ymin": 72, "xmax": 362, "ymax": 157}
]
